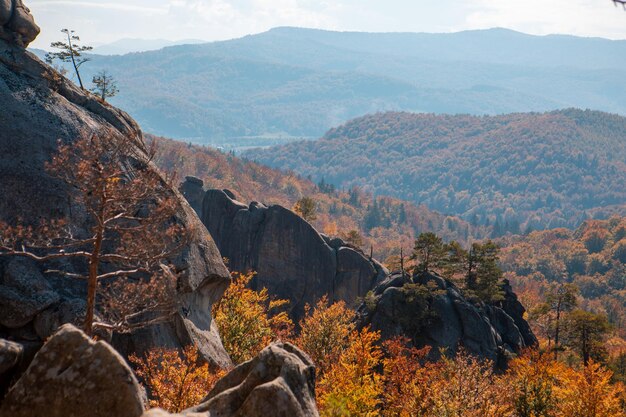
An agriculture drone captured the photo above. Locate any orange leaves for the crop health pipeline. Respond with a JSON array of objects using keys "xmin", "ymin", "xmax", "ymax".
[
  {"xmin": 212, "ymin": 271, "xmax": 293, "ymax": 365},
  {"xmin": 316, "ymin": 327, "xmax": 383, "ymax": 417},
  {"xmin": 381, "ymin": 337, "xmax": 433, "ymax": 417},
  {"xmin": 296, "ymin": 296, "xmax": 355, "ymax": 376},
  {"xmin": 507, "ymin": 350, "xmax": 564, "ymax": 417},
  {"xmin": 506, "ymin": 351, "xmax": 626, "ymax": 417},
  {"xmin": 130, "ymin": 345, "xmax": 225, "ymax": 413},
  {"xmin": 429, "ymin": 349, "xmax": 513, "ymax": 417},
  {"xmin": 554, "ymin": 360, "xmax": 625, "ymax": 417}
]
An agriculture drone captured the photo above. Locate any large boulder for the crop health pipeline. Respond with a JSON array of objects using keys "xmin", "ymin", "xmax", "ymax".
[
  {"xmin": 188, "ymin": 185, "xmax": 387, "ymax": 320},
  {"xmin": 0, "ymin": 324, "xmax": 145, "ymax": 417},
  {"xmin": 0, "ymin": 32, "xmax": 231, "ymax": 367},
  {"xmin": 142, "ymin": 342, "xmax": 319, "ymax": 417},
  {"xmin": 358, "ymin": 271, "xmax": 537, "ymax": 366},
  {"xmin": 0, "ymin": 0, "xmax": 39, "ymax": 47}
]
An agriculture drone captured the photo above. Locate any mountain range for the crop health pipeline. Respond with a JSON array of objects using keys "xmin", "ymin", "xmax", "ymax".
[{"xmin": 33, "ymin": 27, "xmax": 626, "ymax": 146}]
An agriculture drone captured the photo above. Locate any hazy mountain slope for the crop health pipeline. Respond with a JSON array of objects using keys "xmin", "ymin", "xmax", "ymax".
[
  {"xmin": 91, "ymin": 38, "xmax": 205, "ymax": 55},
  {"xmin": 248, "ymin": 109, "xmax": 626, "ymax": 231},
  {"xmin": 35, "ymin": 28, "xmax": 626, "ymax": 143}
]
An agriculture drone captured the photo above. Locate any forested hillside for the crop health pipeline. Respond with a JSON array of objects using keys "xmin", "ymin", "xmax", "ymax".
[
  {"xmin": 250, "ymin": 109, "xmax": 626, "ymax": 231},
  {"xmin": 150, "ymin": 136, "xmax": 487, "ymax": 261},
  {"xmin": 499, "ymin": 217, "xmax": 626, "ymax": 353},
  {"xmin": 34, "ymin": 27, "xmax": 626, "ymax": 144}
]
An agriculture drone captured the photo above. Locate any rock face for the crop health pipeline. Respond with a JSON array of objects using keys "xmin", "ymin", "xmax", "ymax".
[
  {"xmin": 0, "ymin": 27, "xmax": 231, "ymax": 368},
  {"xmin": 358, "ymin": 271, "xmax": 537, "ymax": 367},
  {"xmin": 142, "ymin": 342, "xmax": 319, "ymax": 417},
  {"xmin": 0, "ymin": 324, "xmax": 145, "ymax": 417},
  {"xmin": 0, "ymin": 339, "xmax": 22, "ymax": 401},
  {"xmin": 186, "ymin": 184, "xmax": 387, "ymax": 320},
  {"xmin": 0, "ymin": 258, "xmax": 60, "ymax": 328},
  {"xmin": 0, "ymin": 0, "xmax": 39, "ymax": 47},
  {"xmin": 0, "ymin": 339, "xmax": 22, "ymax": 376}
]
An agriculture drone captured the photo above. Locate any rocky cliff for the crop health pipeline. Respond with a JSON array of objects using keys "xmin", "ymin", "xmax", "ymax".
[
  {"xmin": 0, "ymin": 0, "xmax": 39, "ymax": 47},
  {"xmin": 0, "ymin": 4, "xmax": 231, "ymax": 369},
  {"xmin": 357, "ymin": 271, "xmax": 538, "ymax": 368},
  {"xmin": 182, "ymin": 178, "xmax": 387, "ymax": 320}
]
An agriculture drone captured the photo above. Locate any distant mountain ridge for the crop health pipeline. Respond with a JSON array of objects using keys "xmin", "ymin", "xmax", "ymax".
[
  {"xmin": 91, "ymin": 38, "xmax": 206, "ymax": 55},
  {"xmin": 247, "ymin": 109, "xmax": 626, "ymax": 231},
  {"xmin": 43, "ymin": 27, "xmax": 626, "ymax": 143}
]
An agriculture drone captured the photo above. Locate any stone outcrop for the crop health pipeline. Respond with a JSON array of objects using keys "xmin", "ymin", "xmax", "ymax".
[
  {"xmin": 184, "ymin": 183, "xmax": 387, "ymax": 320},
  {"xmin": 142, "ymin": 342, "xmax": 319, "ymax": 417},
  {"xmin": 0, "ymin": 0, "xmax": 39, "ymax": 47},
  {"xmin": 0, "ymin": 21, "xmax": 231, "ymax": 368},
  {"xmin": 0, "ymin": 324, "xmax": 145, "ymax": 417},
  {"xmin": 357, "ymin": 271, "xmax": 537, "ymax": 368}
]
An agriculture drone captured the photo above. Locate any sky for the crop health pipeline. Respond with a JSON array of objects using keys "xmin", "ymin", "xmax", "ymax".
[{"xmin": 28, "ymin": 0, "xmax": 626, "ymax": 50}]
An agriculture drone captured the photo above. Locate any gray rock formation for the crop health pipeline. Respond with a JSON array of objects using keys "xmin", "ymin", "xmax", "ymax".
[
  {"xmin": 0, "ymin": 324, "xmax": 145, "ymax": 417},
  {"xmin": 0, "ymin": 23, "xmax": 231, "ymax": 368},
  {"xmin": 0, "ymin": 258, "xmax": 60, "ymax": 328},
  {"xmin": 180, "ymin": 176, "xmax": 205, "ymax": 215},
  {"xmin": 0, "ymin": 339, "xmax": 22, "ymax": 376},
  {"xmin": 358, "ymin": 271, "xmax": 537, "ymax": 367},
  {"xmin": 142, "ymin": 342, "xmax": 319, "ymax": 417},
  {"xmin": 0, "ymin": 339, "xmax": 23, "ymax": 401},
  {"xmin": 0, "ymin": 0, "xmax": 39, "ymax": 47},
  {"xmin": 185, "ymin": 184, "xmax": 387, "ymax": 320}
]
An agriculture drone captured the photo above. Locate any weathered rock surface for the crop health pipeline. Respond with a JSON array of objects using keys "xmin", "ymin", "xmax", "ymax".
[
  {"xmin": 186, "ymin": 184, "xmax": 387, "ymax": 319},
  {"xmin": 141, "ymin": 342, "xmax": 319, "ymax": 417},
  {"xmin": 0, "ymin": 339, "xmax": 23, "ymax": 401},
  {"xmin": 358, "ymin": 271, "xmax": 537, "ymax": 367},
  {"xmin": 0, "ymin": 0, "xmax": 39, "ymax": 47},
  {"xmin": 0, "ymin": 31, "xmax": 231, "ymax": 367},
  {"xmin": 0, "ymin": 339, "xmax": 22, "ymax": 376},
  {"xmin": 0, "ymin": 258, "xmax": 60, "ymax": 328},
  {"xmin": 0, "ymin": 324, "xmax": 145, "ymax": 417}
]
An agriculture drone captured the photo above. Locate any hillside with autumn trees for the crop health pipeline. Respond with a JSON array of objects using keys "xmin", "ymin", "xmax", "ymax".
[
  {"xmin": 249, "ymin": 109, "xmax": 626, "ymax": 232},
  {"xmin": 152, "ymin": 133, "xmax": 626, "ymax": 372},
  {"xmin": 499, "ymin": 217, "xmax": 626, "ymax": 356},
  {"xmin": 150, "ymin": 135, "xmax": 488, "ymax": 262}
]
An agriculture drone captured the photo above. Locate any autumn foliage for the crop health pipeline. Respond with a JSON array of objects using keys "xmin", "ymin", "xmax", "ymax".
[
  {"xmin": 212, "ymin": 271, "xmax": 293, "ymax": 364},
  {"xmin": 131, "ymin": 283, "xmax": 626, "ymax": 416},
  {"xmin": 130, "ymin": 345, "xmax": 225, "ymax": 413}
]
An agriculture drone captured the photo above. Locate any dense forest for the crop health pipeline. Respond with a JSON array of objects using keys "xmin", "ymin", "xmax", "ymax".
[
  {"xmin": 150, "ymin": 136, "xmax": 487, "ymax": 261},
  {"xmin": 250, "ymin": 109, "xmax": 626, "ymax": 231},
  {"xmin": 500, "ymin": 217, "xmax": 626, "ymax": 348}
]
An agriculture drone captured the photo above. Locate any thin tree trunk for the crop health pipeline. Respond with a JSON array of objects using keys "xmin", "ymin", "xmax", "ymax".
[
  {"xmin": 554, "ymin": 300, "xmax": 561, "ymax": 360},
  {"xmin": 84, "ymin": 187, "xmax": 105, "ymax": 336},
  {"xmin": 67, "ymin": 31, "xmax": 84, "ymax": 90}
]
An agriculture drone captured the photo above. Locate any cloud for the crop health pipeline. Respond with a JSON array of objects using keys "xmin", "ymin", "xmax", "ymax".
[{"xmin": 30, "ymin": 0, "xmax": 167, "ymax": 14}]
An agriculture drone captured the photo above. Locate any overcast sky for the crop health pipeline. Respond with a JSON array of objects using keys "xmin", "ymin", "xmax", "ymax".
[{"xmin": 28, "ymin": 0, "xmax": 626, "ymax": 49}]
